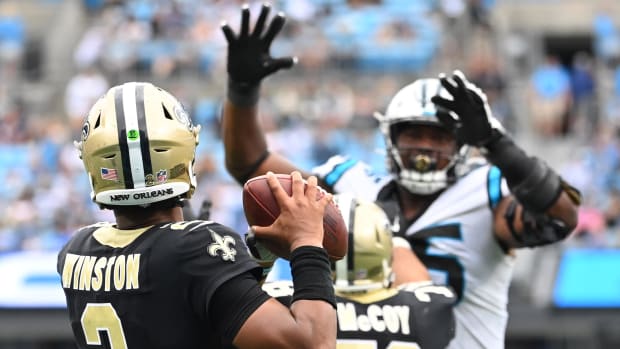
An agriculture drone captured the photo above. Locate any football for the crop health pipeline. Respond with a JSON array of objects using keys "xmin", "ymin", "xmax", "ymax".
[{"xmin": 242, "ymin": 173, "xmax": 348, "ymax": 261}]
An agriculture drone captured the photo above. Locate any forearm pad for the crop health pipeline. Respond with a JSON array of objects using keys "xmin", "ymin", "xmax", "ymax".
[
  {"xmin": 483, "ymin": 133, "xmax": 562, "ymax": 213},
  {"xmin": 227, "ymin": 78, "xmax": 260, "ymax": 107},
  {"xmin": 290, "ymin": 246, "xmax": 336, "ymax": 309}
]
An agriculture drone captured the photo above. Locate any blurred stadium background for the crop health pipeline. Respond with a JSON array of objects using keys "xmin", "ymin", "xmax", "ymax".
[{"xmin": 0, "ymin": 0, "xmax": 619, "ymax": 348}]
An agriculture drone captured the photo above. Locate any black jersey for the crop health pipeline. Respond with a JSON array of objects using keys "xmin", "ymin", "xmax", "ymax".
[
  {"xmin": 57, "ymin": 220, "xmax": 268, "ymax": 349},
  {"xmin": 263, "ymin": 281, "xmax": 455, "ymax": 349}
]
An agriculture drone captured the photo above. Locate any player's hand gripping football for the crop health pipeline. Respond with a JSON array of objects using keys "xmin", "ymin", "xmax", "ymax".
[
  {"xmin": 431, "ymin": 70, "xmax": 503, "ymax": 147},
  {"xmin": 221, "ymin": 3, "xmax": 296, "ymax": 94},
  {"xmin": 250, "ymin": 171, "xmax": 332, "ymax": 254}
]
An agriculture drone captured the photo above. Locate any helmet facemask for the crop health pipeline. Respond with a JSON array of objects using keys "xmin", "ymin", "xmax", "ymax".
[
  {"xmin": 375, "ymin": 78, "xmax": 470, "ymax": 195},
  {"xmin": 75, "ymin": 82, "xmax": 201, "ymax": 209}
]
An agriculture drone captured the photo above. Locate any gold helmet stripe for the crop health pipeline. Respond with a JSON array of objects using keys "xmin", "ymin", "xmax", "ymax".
[{"xmin": 114, "ymin": 83, "xmax": 153, "ymax": 189}]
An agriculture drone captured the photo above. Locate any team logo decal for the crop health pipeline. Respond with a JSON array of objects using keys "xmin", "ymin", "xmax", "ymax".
[
  {"xmin": 173, "ymin": 103, "xmax": 191, "ymax": 129},
  {"xmin": 81, "ymin": 121, "xmax": 90, "ymax": 141},
  {"xmin": 156, "ymin": 169, "xmax": 167, "ymax": 183},
  {"xmin": 207, "ymin": 230, "xmax": 236, "ymax": 262}
]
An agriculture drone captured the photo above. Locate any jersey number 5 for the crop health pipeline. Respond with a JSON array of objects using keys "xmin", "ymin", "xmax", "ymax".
[
  {"xmin": 81, "ymin": 303, "xmax": 128, "ymax": 349},
  {"xmin": 409, "ymin": 224, "xmax": 464, "ymax": 300}
]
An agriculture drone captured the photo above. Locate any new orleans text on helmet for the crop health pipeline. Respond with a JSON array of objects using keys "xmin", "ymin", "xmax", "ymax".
[{"xmin": 109, "ymin": 188, "xmax": 174, "ymax": 202}]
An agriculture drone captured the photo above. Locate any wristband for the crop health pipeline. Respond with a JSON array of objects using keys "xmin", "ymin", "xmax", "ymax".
[
  {"xmin": 290, "ymin": 246, "xmax": 336, "ymax": 309},
  {"xmin": 227, "ymin": 78, "xmax": 260, "ymax": 107}
]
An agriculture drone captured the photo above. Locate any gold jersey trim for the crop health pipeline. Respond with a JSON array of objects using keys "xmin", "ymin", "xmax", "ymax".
[{"xmin": 93, "ymin": 225, "xmax": 153, "ymax": 248}]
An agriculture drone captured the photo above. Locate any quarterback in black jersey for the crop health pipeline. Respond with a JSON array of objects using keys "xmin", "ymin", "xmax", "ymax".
[
  {"xmin": 58, "ymin": 82, "xmax": 337, "ymax": 348},
  {"xmin": 262, "ymin": 195, "xmax": 456, "ymax": 349}
]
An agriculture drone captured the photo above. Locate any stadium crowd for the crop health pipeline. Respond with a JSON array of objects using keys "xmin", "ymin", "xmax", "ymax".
[{"xmin": 0, "ymin": 0, "xmax": 620, "ymax": 294}]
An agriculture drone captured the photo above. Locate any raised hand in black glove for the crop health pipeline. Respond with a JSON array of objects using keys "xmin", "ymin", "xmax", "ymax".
[
  {"xmin": 430, "ymin": 70, "xmax": 502, "ymax": 147},
  {"xmin": 221, "ymin": 3, "xmax": 297, "ymax": 106}
]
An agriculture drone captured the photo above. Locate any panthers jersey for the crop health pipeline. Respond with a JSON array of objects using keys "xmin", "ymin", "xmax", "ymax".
[
  {"xmin": 263, "ymin": 281, "xmax": 456, "ymax": 349},
  {"xmin": 57, "ymin": 220, "xmax": 266, "ymax": 349},
  {"xmin": 314, "ymin": 155, "xmax": 515, "ymax": 349}
]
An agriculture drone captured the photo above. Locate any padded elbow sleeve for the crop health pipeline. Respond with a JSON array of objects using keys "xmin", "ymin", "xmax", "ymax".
[
  {"xmin": 483, "ymin": 133, "xmax": 562, "ymax": 212},
  {"xmin": 510, "ymin": 158, "xmax": 563, "ymax": 212}
]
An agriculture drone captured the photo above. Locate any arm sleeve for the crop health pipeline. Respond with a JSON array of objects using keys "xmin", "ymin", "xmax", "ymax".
[
  {"xmin": 175, "ymin": 222, "xmax": 264, "ymax": 321},
  {"xmin": 407, "ymin": 285, "xmax": 457, "ymax": 349},
  {"xmin": 209, "ymin": 271, "xmax": 271, "ymax": 343}
]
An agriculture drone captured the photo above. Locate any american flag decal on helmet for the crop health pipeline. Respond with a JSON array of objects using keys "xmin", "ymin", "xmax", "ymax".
[{"xmin": 101, "ymin": 168, "xmax": 118, "ymax": 181}]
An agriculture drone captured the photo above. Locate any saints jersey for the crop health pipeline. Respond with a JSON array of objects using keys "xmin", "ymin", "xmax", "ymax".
[
  {"xmin": 263, "ymin": 281, "xmax": 456, "ymax": 349},
  {"xmin": 57, "ymin": 220, "xmax": 267, "ymax": 348},
  {"xmin": 314, "ymin": 155, "xmax": 515, "ymax": 349}
]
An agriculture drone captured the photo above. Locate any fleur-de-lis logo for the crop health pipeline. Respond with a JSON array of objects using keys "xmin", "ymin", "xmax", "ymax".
[{"xmin": 207, "ymin": 230, "xmax": 236, "ymax": 262}]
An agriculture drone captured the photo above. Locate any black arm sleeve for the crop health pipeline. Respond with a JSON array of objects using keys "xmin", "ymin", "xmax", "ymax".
[
  {"xmin": 483, "ymin": 132, "xmax": 564, "ymax": 212},
  {"xmin": 209, "ymin": 271, "xmax": 271, "ymax": 344}
]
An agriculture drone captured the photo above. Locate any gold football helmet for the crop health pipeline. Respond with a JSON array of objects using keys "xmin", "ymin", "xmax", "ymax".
[
  {"xmin": 75, "ymin": 82, "xmax": 201, "ymax": 207},
  {"xmin": 332, "ymin": 194, "xmax": 394, "ymax": 293}
]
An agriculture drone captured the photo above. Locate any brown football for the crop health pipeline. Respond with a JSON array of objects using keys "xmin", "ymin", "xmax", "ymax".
[{"xmin": 242, "ymin": 174, "xmax": 348, "ymax": 261}]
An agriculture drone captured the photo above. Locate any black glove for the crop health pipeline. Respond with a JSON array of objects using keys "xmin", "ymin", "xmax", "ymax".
[
  {"xmin": 430, "ymin": 70, "xmax": 501, "ymax": 147},
  {"xmin": 221, "ymin": 4, "xmax": 296, "ymax": 106}
]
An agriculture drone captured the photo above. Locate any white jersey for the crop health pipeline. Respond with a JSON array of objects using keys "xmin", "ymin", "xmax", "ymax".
[{"xmin": 313, "ymin": 155, "xmax": 516, "ymax": 349}]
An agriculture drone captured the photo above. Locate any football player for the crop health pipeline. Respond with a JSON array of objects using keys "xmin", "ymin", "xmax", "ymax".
[
  {"xmin": 258, "ymin": 194, "xmax": 456, "ymax": 349},
  {"xmin": 219, "ymin": 4, "xmax": 582, "ymax": 348},
  {"xmin": 57, "ymin": 82, "xmax": 337, "ymax": 349}
]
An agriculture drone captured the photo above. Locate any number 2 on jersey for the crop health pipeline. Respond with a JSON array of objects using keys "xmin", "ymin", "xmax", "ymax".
[{"xmin": 81, "ymin": 303, "xmax": 128, "ymax": 349}]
